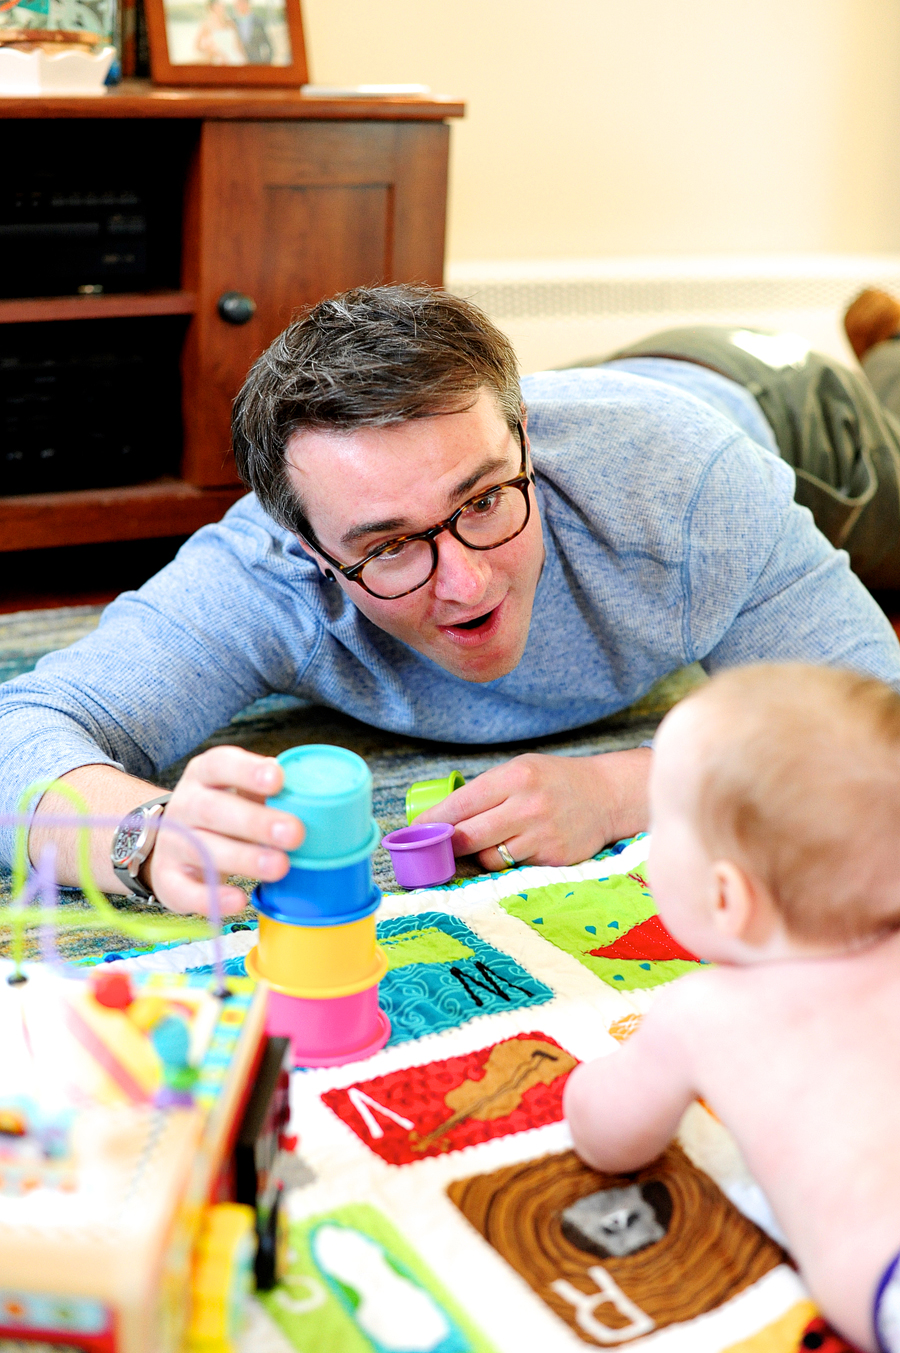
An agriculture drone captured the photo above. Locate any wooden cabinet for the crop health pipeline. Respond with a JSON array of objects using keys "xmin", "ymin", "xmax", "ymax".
[
  {"xmin": 0, "ymin": 84, "xmax": 463, "ymax": 549},
  {"xmin": 182, "ymin": 118, "xmax": 451, "ymax": 486}
]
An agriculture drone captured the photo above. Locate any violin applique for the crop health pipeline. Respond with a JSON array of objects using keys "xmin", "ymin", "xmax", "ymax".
[{"xmin": 410, "ymin": 1037, "xmax": 578, "ymax": 1153}]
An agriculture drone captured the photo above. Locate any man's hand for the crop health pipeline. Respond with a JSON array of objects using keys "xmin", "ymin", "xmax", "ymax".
[
  {"xmin": 147, "ymin": 747, "xmax": 304, "ymax": 915},
  {"xmin": 29, "ymin": 750, "xmax": 305, "ymax": 920},
  {"xmin": 414, "ymin": 746, "xmax": 652, "ymax": 872}
]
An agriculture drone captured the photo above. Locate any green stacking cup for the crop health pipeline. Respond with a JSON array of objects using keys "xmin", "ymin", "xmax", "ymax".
[{"xmin": 405, "ymin": 770, "xmax": 465, "ymax": 825}]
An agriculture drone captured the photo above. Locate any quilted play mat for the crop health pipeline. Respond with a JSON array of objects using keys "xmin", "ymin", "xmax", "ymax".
[{"xmin": 96, "ymin": 837, "xmax": 852, "ymax": 1353}]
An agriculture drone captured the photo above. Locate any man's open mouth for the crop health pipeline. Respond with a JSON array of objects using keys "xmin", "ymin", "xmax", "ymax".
[
  {"xmin": 453, "ymin": 610, "xmax": 494, "ymax": 631},
  {"xmin": 438, "ymin": 601, "xmax": 505, "ymax": 646}
]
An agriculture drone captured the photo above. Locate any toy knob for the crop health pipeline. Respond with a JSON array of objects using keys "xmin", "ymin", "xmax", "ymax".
[{"xmin": 91, "ymin": 969, "xmax": 134, "ymax": 1009}]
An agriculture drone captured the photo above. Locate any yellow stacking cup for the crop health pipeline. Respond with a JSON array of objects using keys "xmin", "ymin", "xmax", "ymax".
[{"xmin": 246, "ymin": 912, "xmax": 387, "ymax": 999}]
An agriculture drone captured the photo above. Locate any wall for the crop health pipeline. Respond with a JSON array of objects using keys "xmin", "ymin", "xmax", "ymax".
[{"xmin": 302, "ymin": 0, "xmax": 900, "ymax": 265}]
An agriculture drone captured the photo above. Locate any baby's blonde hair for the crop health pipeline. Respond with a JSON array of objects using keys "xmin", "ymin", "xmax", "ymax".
[{"xmin": 682, "ymin": 663, "xmax": 900, "ymax": 944}]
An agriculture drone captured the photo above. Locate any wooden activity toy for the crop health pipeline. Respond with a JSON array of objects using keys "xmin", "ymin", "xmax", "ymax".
[{"xmin": 0, "ymin": 783, "xmax": 296, "ymax": 1353}]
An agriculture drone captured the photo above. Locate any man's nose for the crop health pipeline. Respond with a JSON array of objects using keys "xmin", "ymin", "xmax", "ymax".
[{"xmin": 431, "ymin": 531, "xmax": 491, "ymax": 603}]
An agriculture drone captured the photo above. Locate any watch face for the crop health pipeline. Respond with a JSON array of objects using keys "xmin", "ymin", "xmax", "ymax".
[{"xmin": 112, "ymin": 822, "xmax": 142, "ymax": 867}]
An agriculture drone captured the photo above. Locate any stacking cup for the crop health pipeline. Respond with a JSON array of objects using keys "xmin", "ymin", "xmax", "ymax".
[
  {"xmin": 382, "ymin": 822, "xmax": 456, "ymax": 888},
  {"xmin": 265, "ymin": 985, "xmax": 391, "ymax": 1068},
  {"xmin": 246, "ymin": 912, "xmax": 387, "ymax": 998},
  {"xmin": 405, "ymin": 771, "xmax": 465, "ymax": 825},
  {"xmin": 268, "ymin": 745, "xmax": 379, "ymax": 866},
  {"xmin": 255, "ymin": 861, "xmax": 380, "ymax": 926}
]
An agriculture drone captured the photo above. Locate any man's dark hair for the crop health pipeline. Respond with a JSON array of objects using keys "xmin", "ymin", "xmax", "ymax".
[{"xmin": 231, "ymin": 283, "xmax": 522, "ymax": 539}]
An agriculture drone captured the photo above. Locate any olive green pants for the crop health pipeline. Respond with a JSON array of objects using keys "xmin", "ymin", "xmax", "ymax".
[{"xmin": 588, "ymin": 327, "xmax": 900, "ymax": 590}]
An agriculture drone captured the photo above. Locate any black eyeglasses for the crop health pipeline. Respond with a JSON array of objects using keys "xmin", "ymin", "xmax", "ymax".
[{"xmin": 303, "ymin": 422, "xmax": 535, "ymax": 600}]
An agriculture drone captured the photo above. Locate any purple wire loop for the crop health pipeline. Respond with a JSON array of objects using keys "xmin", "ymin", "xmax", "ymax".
[
  {"xmin": 35, "ymin": 844, "xmax": 60, "ymax": 968},
  {"xmin": 0, "ymin": 813, "xmax": 226, "ymax": 993}
]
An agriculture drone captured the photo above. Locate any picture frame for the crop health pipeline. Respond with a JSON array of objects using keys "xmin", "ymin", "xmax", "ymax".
[{"xmin": 144, "ymin": 0, "xmax": 307, "ymax": 86}]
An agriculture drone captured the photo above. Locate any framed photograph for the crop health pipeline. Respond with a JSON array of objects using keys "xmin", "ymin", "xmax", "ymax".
[{"xmin": 144, "ymin": 0, "xmax": 307, "ymax": 85}]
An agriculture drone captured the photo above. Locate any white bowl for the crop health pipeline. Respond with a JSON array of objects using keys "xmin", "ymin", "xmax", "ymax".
[{"xmin": 0, "ymin": 44, "xmax": 115, "ymax": 96}]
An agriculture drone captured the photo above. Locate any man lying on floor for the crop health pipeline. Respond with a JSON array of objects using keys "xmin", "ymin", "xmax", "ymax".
[{"xmin": 2, "ymin": 284, "xmax": 899, "ymax": 917}]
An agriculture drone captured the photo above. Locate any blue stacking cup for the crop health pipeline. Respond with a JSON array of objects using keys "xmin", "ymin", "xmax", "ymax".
[
  {"xmin": 268, "ymin": 745, "xmax": 379, "ymax": 867},
  {"xmin": 255, "ymin": 860, "xmax": 381, "ymax": 927}
]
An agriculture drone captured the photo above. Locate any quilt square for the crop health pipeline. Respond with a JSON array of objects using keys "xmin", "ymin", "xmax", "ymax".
[
  {"xmin": 321, "ymin": 1031, "xmax": 578, "ymax": 1165},
  {"xmin": 260, "ymin": 1201, "xmax": 496, "ymax": 1353},
  {"xmin": 447, "ymin": 1146, "xmax": 785, "ymax": 1345},
  {"xmin": 500, "ymin": 871, "xmax": 703, "ymax": 990},
  {"xmin": 376, "ymin": 911, "xmax": 554, "ymax": 1047}
]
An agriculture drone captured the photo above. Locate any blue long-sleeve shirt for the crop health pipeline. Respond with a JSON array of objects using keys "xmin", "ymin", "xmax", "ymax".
[{"xmin": 0, "ymin": 364, "xmax": 897, "ymax": 864}]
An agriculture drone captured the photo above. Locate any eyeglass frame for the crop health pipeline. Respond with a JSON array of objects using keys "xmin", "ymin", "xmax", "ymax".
[{"xmin": 299, "ymin": 420, "xmax": 536, "ymax": 600}]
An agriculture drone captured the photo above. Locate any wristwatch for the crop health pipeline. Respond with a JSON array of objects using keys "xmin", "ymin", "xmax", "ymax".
[{"xmin": 110, "ymin": 794, "xmax": 173, "ymax": 900}]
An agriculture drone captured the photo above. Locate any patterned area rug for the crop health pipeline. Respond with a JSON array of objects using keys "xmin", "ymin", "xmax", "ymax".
[
  {"xmin": 0, "ymin": 604, "xmax": 107, "ymax": 685},
  {"xmin": 0, "ymin": 603, "xmax": 706, "ymax": 960}
]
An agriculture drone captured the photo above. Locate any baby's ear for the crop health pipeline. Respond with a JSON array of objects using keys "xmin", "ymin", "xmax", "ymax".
[
  {"xmin": 710, "ymin": 860, "xmax": 780, "ymax": 948},
  {"xmin": 709, "ymin": 859, "xmax": 754, "ymax": 940}
]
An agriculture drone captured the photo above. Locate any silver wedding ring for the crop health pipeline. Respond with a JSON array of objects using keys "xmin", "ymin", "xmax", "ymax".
[{"xmin": 496, "ymin": 842, "xmax": 516, "ymax": 869}]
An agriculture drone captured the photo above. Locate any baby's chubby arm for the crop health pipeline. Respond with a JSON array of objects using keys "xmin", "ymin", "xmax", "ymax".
[{"xmin": 564, "ymin": 988, "xmax": 697, "ymax": 1174}]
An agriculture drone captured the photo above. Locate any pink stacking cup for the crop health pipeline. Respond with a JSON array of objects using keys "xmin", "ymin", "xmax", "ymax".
[
  {"xmin": 381, "ymin": 822, "xmax": 456, "ymax": 888},
  {"xmin": 264, "ymin": 984, "xmax": 391, "ymax": 1068}
]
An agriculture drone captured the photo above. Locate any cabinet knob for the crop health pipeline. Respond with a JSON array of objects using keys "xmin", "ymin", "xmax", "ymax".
[{"xmin": 217, "ymin": 292, "xmax": 257, "ymax": 325}]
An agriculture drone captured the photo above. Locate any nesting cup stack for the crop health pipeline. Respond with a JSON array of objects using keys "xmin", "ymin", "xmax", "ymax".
[{"xmin": 244, "ymin": 745, "xmax": 390, "ymax": 1067}]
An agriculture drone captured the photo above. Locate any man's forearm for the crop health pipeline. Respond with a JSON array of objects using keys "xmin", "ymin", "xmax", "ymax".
[
  {"xmin": 29, "ymin": 764, "xmax": 165, "ymax": 893},
  {"xmin": 588, "ymin": 745, "xmax": 652, "ymax": 845}
]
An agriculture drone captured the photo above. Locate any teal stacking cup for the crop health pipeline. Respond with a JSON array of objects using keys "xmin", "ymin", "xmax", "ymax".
[{"xmin": 267, "ymin": 745, "xmax": 379, "ymax": 867}]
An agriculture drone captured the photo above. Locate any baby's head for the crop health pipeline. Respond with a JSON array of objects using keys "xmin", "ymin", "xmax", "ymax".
[{"xmin": 649, "ymin": 664, "xmax": 900, "ymax": 959}]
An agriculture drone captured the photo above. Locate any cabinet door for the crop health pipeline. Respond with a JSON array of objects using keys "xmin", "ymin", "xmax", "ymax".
[{"xmin": 181, "ymin": 120, "xmax": 450, "ymax": 487}]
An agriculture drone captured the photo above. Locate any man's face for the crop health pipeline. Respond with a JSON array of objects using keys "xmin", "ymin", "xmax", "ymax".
[{"xmin": 286, "ymin": 390, "xmax": 544, "ymax": 682}]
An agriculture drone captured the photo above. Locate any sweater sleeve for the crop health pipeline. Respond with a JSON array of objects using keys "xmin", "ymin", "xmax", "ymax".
[{"xmin": 0, "ymin": 498, "xmax": 325, "ymax": 864}]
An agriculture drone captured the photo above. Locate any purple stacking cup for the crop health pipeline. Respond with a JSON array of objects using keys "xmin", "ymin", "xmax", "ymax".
[{"xmin": 382, "ymin": 822, "xmax": 456, "ymax": 889}]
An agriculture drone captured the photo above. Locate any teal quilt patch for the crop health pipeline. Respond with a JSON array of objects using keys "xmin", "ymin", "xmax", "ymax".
[
  {"xmin": 187, "ymin": 911, "xmax": 553, "ymax": 1046},
  {"xmin": 377, "ymin": 911, "xmax": 553, "ymax": 1046}
]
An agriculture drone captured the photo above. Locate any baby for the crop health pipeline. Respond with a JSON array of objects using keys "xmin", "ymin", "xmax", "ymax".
[{"xmin": 564, "ymin": 663, "xmax": 900, "ymax": 1352}]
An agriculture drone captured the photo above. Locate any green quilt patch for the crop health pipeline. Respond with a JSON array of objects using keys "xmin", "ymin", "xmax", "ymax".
[
  {"xmin": 500, "ymin": 873, "xmax": 698, "ymax": 990},
  {"xmin": 261, "ymin": 1201, "xmax": 496, "ymax": 1353},
  {"xmin": 381, "ymin": 925, "xmax": 474, "ymax": 971}
]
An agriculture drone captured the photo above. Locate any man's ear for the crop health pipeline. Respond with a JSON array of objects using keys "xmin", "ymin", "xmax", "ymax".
[{"xmin": 295, "ymin": 536, "xmax": 335, "ymax": 581}]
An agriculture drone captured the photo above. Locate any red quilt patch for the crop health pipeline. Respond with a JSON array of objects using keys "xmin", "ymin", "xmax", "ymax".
[
  {"xmin": 589, "ymin": 913, "xmax": 700, "ymax": 962},
  {"xmin": 321, "ymin": 1031, "xmax": 578, "ymax": 1165}
]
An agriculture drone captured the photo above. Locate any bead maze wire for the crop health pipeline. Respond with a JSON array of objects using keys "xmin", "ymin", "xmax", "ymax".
[{"xmin": 1, "ymin": 779, "xmax": 227, "ymax": 991}]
